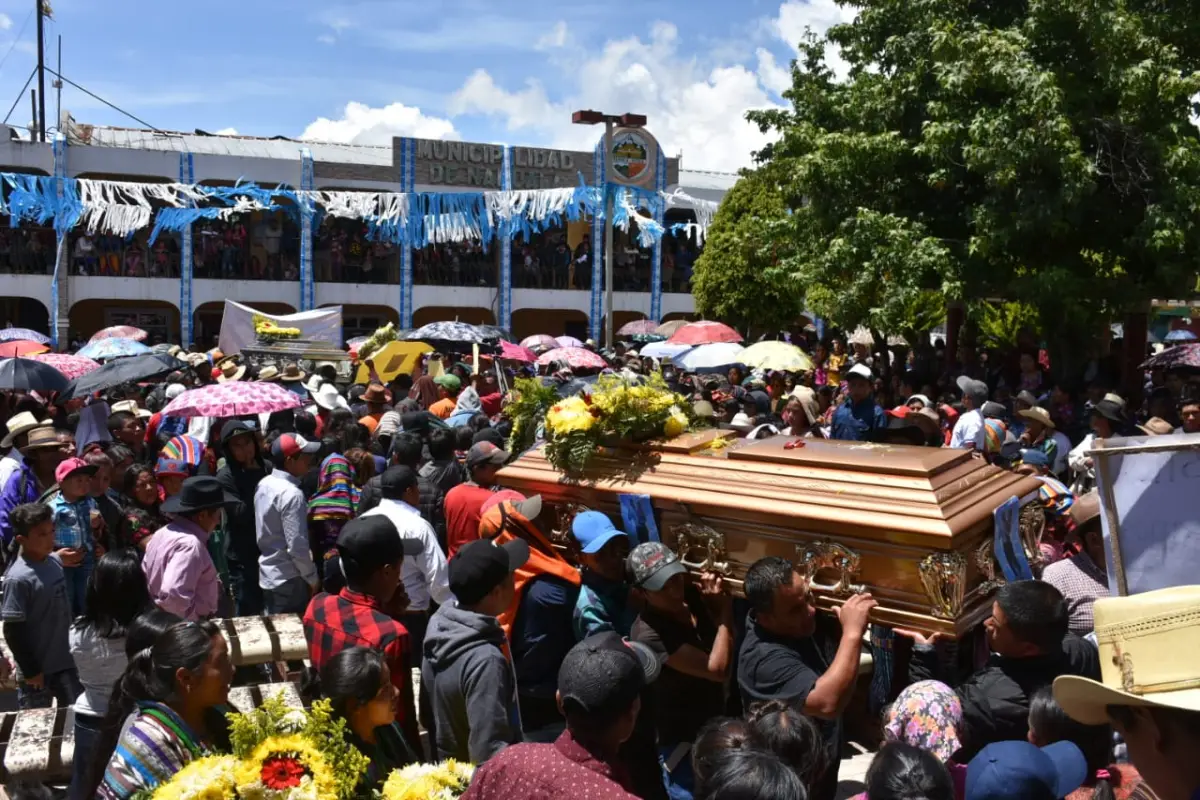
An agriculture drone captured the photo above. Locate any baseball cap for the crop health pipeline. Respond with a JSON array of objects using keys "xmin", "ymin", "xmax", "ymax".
[
  {"xmin": 466, "ymin": 441, "xmax": 510, "ymax": 470},
  {"xmin": 271, "ymin": 433, "xmax": 320, "ymax": 460},
  {"xmin": 480, "ymin": 490, "xmax": 543, "ymax": 521},
  {"xmin": 980, "ymin": 401, "xmax": 1007, "ymax": 420},
  {"xmin": 966, "ymin": 740, "xmax": 1087, "ymax": 800},
  {"xmin": 1020, "ymin": 448, "xmax": 1051, "ymax": 467},
  {"xmin": 628, "ymin": 542, "xmax": 688, "ymax": 591},
  {"xmin": 449, "ymin": 538, "xmax": 530, "ymax": 606},
  {"xmin": 165, "ymin": 383, "xmax": 186, "ymax": 400},
  {"xmin": 434, "ymin": 374, "xmax": 462, "ymax": 392},
  {"xmin": 558, "ymin": 632, "xmax": 662, "ymax": 722},
  {"xmin": 956, "ymin": 375, "xmax": 989, "ymax": 405},
  {"xmin": 379, "ymin": 465, "xmax": 419, "ymax": 499},
  {"xmin": 572, "ymin": 511, "xmax": 627, "ymax": 555},
  {"xmin": 336, "ymin": 515, "xmax": 424, "ymax": 570},
  {"xmin": 55, "ymin": 457, "xmax": 98, "ymax": 484},
  {"xmin": 847, "ymin": 363, "xmax": 873, "ymax": 381}
]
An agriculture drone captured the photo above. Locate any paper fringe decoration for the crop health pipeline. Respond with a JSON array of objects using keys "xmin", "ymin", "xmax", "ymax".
[{"xmin": 1, "ymin": 172, "xmax": 715, "ymax": 249}]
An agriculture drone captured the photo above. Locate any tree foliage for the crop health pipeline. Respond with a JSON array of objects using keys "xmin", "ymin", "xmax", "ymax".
[
  {"xmin": 691, "ymin": 170, "xmax": 805, "ymax": 332},
  {"xmin": 750, "ymin": 0, "xmax": 1200, "ymax": 347}
]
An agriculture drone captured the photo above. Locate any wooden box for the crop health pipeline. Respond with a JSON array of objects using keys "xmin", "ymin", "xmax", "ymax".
[{"xmin": 497, "ymin": 435, "xmax": 1044, "ymax": 637}]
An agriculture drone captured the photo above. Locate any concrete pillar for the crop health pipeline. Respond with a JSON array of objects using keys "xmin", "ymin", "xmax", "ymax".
[
  {"xmin": 497, "ymin": 146, "xmax": 514, "ymax": 332},
  {"xmin": 589, "ymin": 137, "xmax": 605, "ymax": 342},
  {"xmin": 51, "ymin": 133, "xmax": 68, "ymax": 350},
  {"xmin": 299, "ymin": 147, "xmax": 315, "ymax": 311},
  {"xmin": 650, "ymin": 147, "xmax": 667, "ymax": 322},
  {"xmin": 178, "ymin": 152, "xmax": 195, "ymax": 347},
  {"xmin": 398, "ymin": 137, "xmax": 415, "ymax": 328}
]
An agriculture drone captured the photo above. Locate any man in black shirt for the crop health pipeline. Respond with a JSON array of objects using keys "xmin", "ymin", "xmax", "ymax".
[{"xmin": 737, "ymin": 556, "xmax": 876, "ymax": 800}]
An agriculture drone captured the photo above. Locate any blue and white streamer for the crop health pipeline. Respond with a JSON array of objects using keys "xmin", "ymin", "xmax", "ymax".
[
  {"xmin": 179, "ymin": 152, "xmax": 195, "ymax": 348},
  {"xmin": 299, "ymin": 147, "xmax": 316, "ymax": 311},
  {"xmin": 498, "ymin": 146, "xmax": 514, "ymax": 332},
  {"xmin": 399, "ymin": 137, "xmax": 416, "ymax": 328},
  {"xmin": 589, "ymin": 138, "xmax": 605, "ymax": 343},
  {"xmin": 50, "ymin": 134, "xmax": 68, "ymax": 350},
  {"xmin": 651, "ymin": 147, "xmax": 668, "ymax": 322}
]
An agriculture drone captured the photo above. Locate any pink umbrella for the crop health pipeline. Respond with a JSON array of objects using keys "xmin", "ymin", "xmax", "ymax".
[
  {"xmin": 89, "ymin": 325, "xmax": 149, "ymax": 343},
  {"xmin": 30, "ymin": 353, "xmax": 100, "ymax": 379},
  {"xmin": 617, "ymin": 319, "xmax": 658, "ymax": 336},
  {"xmin": 499, "ymin": 340, "xmax": 538, "ymax": 363},
  {"xmin": 667, "ymin": 321, "xmax": 743, "ymax": 346},
  {"xmin": 537, "ymin": 346, "xmax": 608, "ymax": 369},
  {"xmin": 556, "ymin": 335, "xmax": 585, "ymax": 348},
  {"xmin": 520, "ymin": 334, "xmax": 558, "ymax": 352},
  {"xmin": 162, "ymin": 381, "xmax": 304, "ymax": 418}
]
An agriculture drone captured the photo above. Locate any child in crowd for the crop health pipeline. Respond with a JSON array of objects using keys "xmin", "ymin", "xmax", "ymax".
[
  {"xmin": 50, "ymin": 456, "xmax": 101, "ymax": 616},
  {"xmin": 1, "ymin": 503, "xmax": 82, "ymax": 709}
]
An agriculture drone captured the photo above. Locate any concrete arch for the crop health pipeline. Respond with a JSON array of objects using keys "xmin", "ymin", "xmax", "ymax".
[
  {"xmin": 70, "ymin": 298, "xmax": 179, "ymax": 343},
  {"xmin": 0, "ymin": 295, "xmax": 49, "ymax": 331},
  {"xmin": 412, "ymin": 306, "xmax": 495, "ymax": 329},
  {"xmin": 512, "ymin": 308, "xmax": 588, "ymax": 342}
]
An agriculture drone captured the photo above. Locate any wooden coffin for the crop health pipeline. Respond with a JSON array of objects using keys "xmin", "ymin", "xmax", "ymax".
[{"xmin": 498, "ymin": 435, "xmax": 1044, "ymax": 637}]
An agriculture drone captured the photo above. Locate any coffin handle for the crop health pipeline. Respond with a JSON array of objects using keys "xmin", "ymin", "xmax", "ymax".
[
  {"xmin": 795, "ymin": 540, "xmax": 866, "ymax": 597},
  {"xmin": 669, "ymin": 521, "xmax": 733, "ymax": 577}
]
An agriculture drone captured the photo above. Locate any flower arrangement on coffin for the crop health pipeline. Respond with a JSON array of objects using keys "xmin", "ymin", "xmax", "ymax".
[
  {"xmin": 144, "ymin": 694, "xmax": 368, "ymax": 800},
  {"xmin": 253, "ymin": 315, "xmax": 302, "ymax": 341},
  {"xmin": 380, "ymin": 760, "xmax": 474, "ymax": 800},
  {"xmin": 356, "ymin": 322, "xmax": 397, "ymax": 362},
  {"xmin": 543, "ymin": 373, "xmax": 693, "ymax": 475},
  {"xmin": 504, "ymin": 377, "xmax": 560, "ymax": 456}
]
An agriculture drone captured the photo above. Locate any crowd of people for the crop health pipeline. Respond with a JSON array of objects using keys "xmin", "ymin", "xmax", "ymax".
[{"xmin": 0, "ymin": 326, "xmax": 1196, "ymax": 800}]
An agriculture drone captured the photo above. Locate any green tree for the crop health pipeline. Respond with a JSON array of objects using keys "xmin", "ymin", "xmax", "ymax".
[
  {"xmin": 690, "ymin": 169, "xmax": 805, "ymax": 332},
  {"xmin": 751, "ymin": 0, "xmax": 1200, "ymax": 361}
]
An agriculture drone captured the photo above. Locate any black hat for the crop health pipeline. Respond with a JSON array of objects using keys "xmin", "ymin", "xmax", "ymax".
[
  {"xmin": 449, "ymin": 538, "xmax": 530, "ymax": 606},
  {"xmin": 160, "ymin": 476, "xmax": 240, "ymax": 515},
  {"xmin": 336, "ymin": 515, "xmax": 424, "ymax": 570},
  {"xmin": 380, "ymin": 465, "xmax": 419, "ymax": 500},
  {"xmin": 1092, "ymin": 399, "xmax": 1126, "ymax": 424},
  {"xmin": 558, "ymin": 632, "xmax": 662, "ymax": 721},
  {"xmin": 220, "ymin": 420, "xmax": 256, "ymax": 444}
]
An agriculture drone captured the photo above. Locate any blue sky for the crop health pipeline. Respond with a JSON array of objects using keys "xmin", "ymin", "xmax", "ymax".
[{"xmin": 0, "ymin": 0, "xmax": 853, "ymax": 171}]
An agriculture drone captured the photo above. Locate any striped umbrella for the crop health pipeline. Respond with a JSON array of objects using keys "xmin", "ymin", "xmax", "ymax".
[
  {"xmin": 77, "ymin": 338, "xmax": 153, "ymax": 361},
  {"xmin": 89, "ymin": 325, "xmax": 149, "ymax": 343},
  {"xmin": 0, "ymin": 340, "xmax": 49, "ymax": 358},
  {"xmin": 0, "ymin": 328, "xmax": 50, "ymax": 345},
  {"xmin": 536, "ymin": 346, "xmax": 608, "ymax": 369},
  {"xmin": 30, "ymin": 353, "xmax": 100, "ymax": 379}
]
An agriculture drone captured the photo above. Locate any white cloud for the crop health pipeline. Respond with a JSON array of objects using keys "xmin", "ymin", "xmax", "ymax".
[
  {"xmin": 317, "ymin": 33, "xmax": 336, "ymax": 45},
  {"xmin": 536, "ymin": 20, "xmax": 569, "ymax": 51},
  {"xmin": 215, "ymin": 127, "xmax": 239, "ymax": 136},
  {"xmin": 299, "ymin": 100, "xmax": 460, "ymax": 145},
  {"xmin": 0, "ymin": 13, "xmax": 12, "ymax": 30},
  {"xmin": 756, "ymin": 48, "xmax": 791, "ymax": 96},
  {"xmin": 773, "ymin": 0, "xmax": 857, "ymax": 78}
]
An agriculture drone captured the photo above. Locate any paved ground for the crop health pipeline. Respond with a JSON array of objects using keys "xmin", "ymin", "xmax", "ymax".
[{"xmin": 835, "ymin": 741, "xmax": 875, "ymax": 800}]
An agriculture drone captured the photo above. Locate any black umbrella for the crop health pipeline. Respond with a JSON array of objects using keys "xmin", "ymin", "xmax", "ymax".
[
  {"xmin": 63, "ymin": 353, "xmax": 187, "ymax": 399},
  {"xmin": 0, "ymin": 357, "xmax": 69, "ymax": 393},
  {"xmin": 476, "ymin": 324, "xmax": 515, "ymax": 343}
]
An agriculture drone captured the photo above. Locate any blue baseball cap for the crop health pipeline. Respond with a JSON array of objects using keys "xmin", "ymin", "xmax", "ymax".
[
  {"xmin": 1020, "ymin": 448, "xmax": 1051, "ymax": 467},
  {"xmin": 966, "ymin": 740, "xmax": 1088, "ymax": 800},
  {"xmin": 571, "ymin": 511, "xmax": 627, "ymax": 555}
]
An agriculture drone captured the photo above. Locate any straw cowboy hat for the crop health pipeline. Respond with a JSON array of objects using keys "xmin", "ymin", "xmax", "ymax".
[
  {"xmin": 1138, "ymin": 417, "xmax": 1174, "ymax": 436},
  {"xmin": 20, "ymin": 426, "xmax": 62, "ymax": 453},
  {"xmin": 1054, "ymin": 586, "xmax": 1200, "ymax": 725},
  {"xmin": 279, "ymin": 363, "xmax": 307, "ymax": 383},
  {"xmin": 2, "ymin": 412, "xmax": 51, "ymax": 448},
  {"xmin": 256, "ymin": 365, "xmax": 281, "ymax": 382},
  {"xmin": 1018, "ymin": 406, "xmax": 1056, "ymax": 430},
  {"xmin": 110, "ymin": 400, "xmax": 152, "ymax": 419},
  {"xmin": 216, "ymin": 361, "xmax": 247, "ymax": 383}
]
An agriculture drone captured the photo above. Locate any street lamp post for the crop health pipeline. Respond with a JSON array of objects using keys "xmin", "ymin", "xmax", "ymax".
[{"xmin": 572, "ymin": 109, "xmax": 647, "ymax": 348}]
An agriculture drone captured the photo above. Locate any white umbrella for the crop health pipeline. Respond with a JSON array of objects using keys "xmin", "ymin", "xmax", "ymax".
[
  {"xmin": 672, "ymin": 342, "xmax": 746, "ymax": 372},
  {"xmin": 639, "ymin": 341, "xmax": 693, "ymax": 360}
]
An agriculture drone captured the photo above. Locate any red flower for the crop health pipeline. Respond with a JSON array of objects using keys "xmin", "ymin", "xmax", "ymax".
[{"xmin": 261, "ymin": 755, "xmax": 308, "ymax": 789}]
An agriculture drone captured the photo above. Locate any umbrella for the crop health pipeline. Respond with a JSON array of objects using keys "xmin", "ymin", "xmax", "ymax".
[
  {"xmin": 162, "ymin": 381, "xmax": 304, "ymax": 418},
  {"xmin": 89, "ymin": 325, "xmax": 148, "ymax": 343},
  {"xmin": 0, "ymin": 328, "xmax": 50, "ymax": 345},
  {"xmin": 499, "ymin": 340, "xmax": 538, "ymax": 363},
  {"xmin": 78, "ymin": 338, "xmax": 152, "ymax": 361},
  {"xmin": 0, "ymin": 340, "xmax": 49, "ymax": 358},
  {"xmin": 161, "ymin": 434, "xmax": 206, "ymax": 466},
  {"xmin": 631, "ymin": 333, "xmax": 666, "ymax": 344},
  {"xmin": 555, "ymin": 335, "xmax": 585, "ymax": 348},
  {"xmin": 639, "ymin": 341, "xmax": 693, "ymax": 360},
  {"xmin": 537, "ymin": 347, "xmax": 608, "ymax": 369},
  {"xmin": 402, "ymin": 321, "xmax": 487, "ymax": 344},
  {"xmin": 671, "ymin": 342, "xmax": 746, "ymax": 373},
  {"xmin": 1140, "ymin": 343, "xmax": 1200, "ymax": 370},
  {"xmin": 618, "ymin": 319, "xmax": 659, "ymax": 336},
  {"xmin": 63, "ymin": 353, "xmax": 186, "ymax": 399},
  {"xmin": 654, "ymin": 319, "xmax": 690, "ymax": 337},
  {"xmin": 740, "ymin": 341, "xmax": 814, "ymax": 373},
  {"xmin": 30, "ymin": 353, "xmax": 100, "ymax": 380},
  {"xmin": 668, "ymin": 321, "xmax": 744, "ymax": 346},
  {"xmin": 0, "ymin": 357, "xmax": 69, "ymax": 392},
  {"xmin": 520, "ymin": 335, "xmax": 559, "ymax": 352},
  {"xmin": 1164, "ymin": 329, "xmax": 1198, "ymax": 343},
  {"xmin": 476, "ymin": 324, "xmax": 515, "ymax": 343}
]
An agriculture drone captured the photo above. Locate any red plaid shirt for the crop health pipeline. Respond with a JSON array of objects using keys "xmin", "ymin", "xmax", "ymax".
[{"xmin": 303, "ymin": 589, "xmax": 413, "ymax": 725}]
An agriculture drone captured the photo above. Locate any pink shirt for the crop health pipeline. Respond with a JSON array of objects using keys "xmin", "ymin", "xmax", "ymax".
[{"xmin": 141, "ymin": 517, "xmax": 219, "ymax": 621}]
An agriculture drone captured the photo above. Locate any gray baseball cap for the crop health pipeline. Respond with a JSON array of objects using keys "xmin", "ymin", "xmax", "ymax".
[{"xmin": 628, "ymin": 541, "xmax": 688, "ymax": 591}]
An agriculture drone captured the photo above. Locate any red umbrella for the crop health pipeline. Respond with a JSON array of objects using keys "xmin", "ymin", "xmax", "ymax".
[
  {"xmin": 537, "ymin": 346, "xmax": 608, "ymax": 369},
  {"xmin": 667, "ymin": 321, "xmax": 743, "ymax": 345},
  {"xmin": 499, "ymin": 340, "xmax": 538, "ymax": 363},
  {"xmin": 30, "ymin": 352, "xmax": 100, "ymax": 379},
  {"xmin": 0, "ymin": 340, "xmax": 50, "ymax": 357},
  {"xmin": 89, "ymin": 325, "xmax": 148, "ymax": 343},
  {"xmin": 162, "ymin": 381, "xmax": 304, "ymax": 418},
  {"xmin": 617, "ymin": 319, "xmax": 659, "ymax": 336}
]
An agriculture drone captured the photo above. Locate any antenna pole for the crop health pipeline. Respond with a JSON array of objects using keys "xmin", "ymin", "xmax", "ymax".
[{"xmin": 35, "ymin": 0, "xmax": 46, "ymax": 141}]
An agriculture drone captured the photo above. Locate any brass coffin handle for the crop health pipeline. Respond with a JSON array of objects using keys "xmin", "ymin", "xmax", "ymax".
[
  {"xmin": 670, "ymin": 523, "xmax": 733, "ymax": 576},
  {"xmin": 795, "ymin": 540, "xmax": 865, "ymax": 596}
]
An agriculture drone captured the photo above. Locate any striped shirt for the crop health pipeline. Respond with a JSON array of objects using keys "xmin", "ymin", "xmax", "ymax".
[{"xmin": 98, "ymin": 701, "xmax": 210, "ymax": 800}]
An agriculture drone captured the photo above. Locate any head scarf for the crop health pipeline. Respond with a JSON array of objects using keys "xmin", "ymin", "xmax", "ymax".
[
  {"xmin": 884, "ymin": 680, "xmax": 963, "ymax": 762},
  {"xmin": 410, "ymin": 375, "xmax": 440, "ymax": 409},
  {"xmin": 307, "ymin": 454, "xmax": 360, "ymax": 521},
  {"xmin": 1038, "ymin": 475, "xmax": 1076, "ymax": 518},
  {"xmin": 452, "ymin": 386, "xmax": 482, "ymax": 418}
]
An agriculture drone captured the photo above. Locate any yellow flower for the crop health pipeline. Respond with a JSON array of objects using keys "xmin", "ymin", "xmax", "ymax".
[
  {"xmin": 382, "ymin": 760, "xmax": 475, "ymax": 800},
  {"xmin": 234, "ymin": 735, "xmax": 339, "ymax": 800},
  {"xmin": 150, "ymin": 755, "xmax": 238, "ymax": 800},
  {"xmin": 545, "ymin": 396, "xmax": 596, "ymax": 436},
  {"xmin": 663, "ymin": 410, "xmax": 688, "ymax": 438}
]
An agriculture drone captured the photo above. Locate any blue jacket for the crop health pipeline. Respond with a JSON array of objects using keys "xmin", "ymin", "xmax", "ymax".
[
  {"xmin": 0, "ymin": 463, "xmax": 43, "ymax": 548},
  {"xmin": 830, "ymin": 398, "xmax": 887, "ymax": 442}
]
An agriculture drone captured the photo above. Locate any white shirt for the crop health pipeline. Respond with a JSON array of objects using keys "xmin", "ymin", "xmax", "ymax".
[
  {"xmin": 254, "ymin": 471, "xmax": 319, "ymax": 590},
  {"xmin": 950, "ymin": 408, "xmax": 982, "ymax": 449},
  {"xmin": 0, "ymin": 451, "xmax": 24, "ymax": 491},
  {"xmin": 363, "ymin": 498, "xmax": 451, "ymax": 612}
]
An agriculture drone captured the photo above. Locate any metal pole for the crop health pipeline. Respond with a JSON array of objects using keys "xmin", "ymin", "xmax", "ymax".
[
  {"xmin": 604, "ymin": 118, "xmax": 615, "ymax": 349},
  {"xmin": 54, "ymin": 34, "xmax": 61, "ymax": 132},
  {"xmin": 35, "ymin": 0, "xmax": 45, "ymax": 142},
  {"xmin": 29, "ymin": 88, "xmax": 36, "ymax": 140}
]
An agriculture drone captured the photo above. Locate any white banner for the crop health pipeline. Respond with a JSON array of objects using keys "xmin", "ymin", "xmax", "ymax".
[
  {"xmin": 217, "ymin": 300, "xmax": 343, "ymax": 356},
  {"xmin": 1091, "ymin": 432, "xmax": 1200, "ymax": 595}
]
